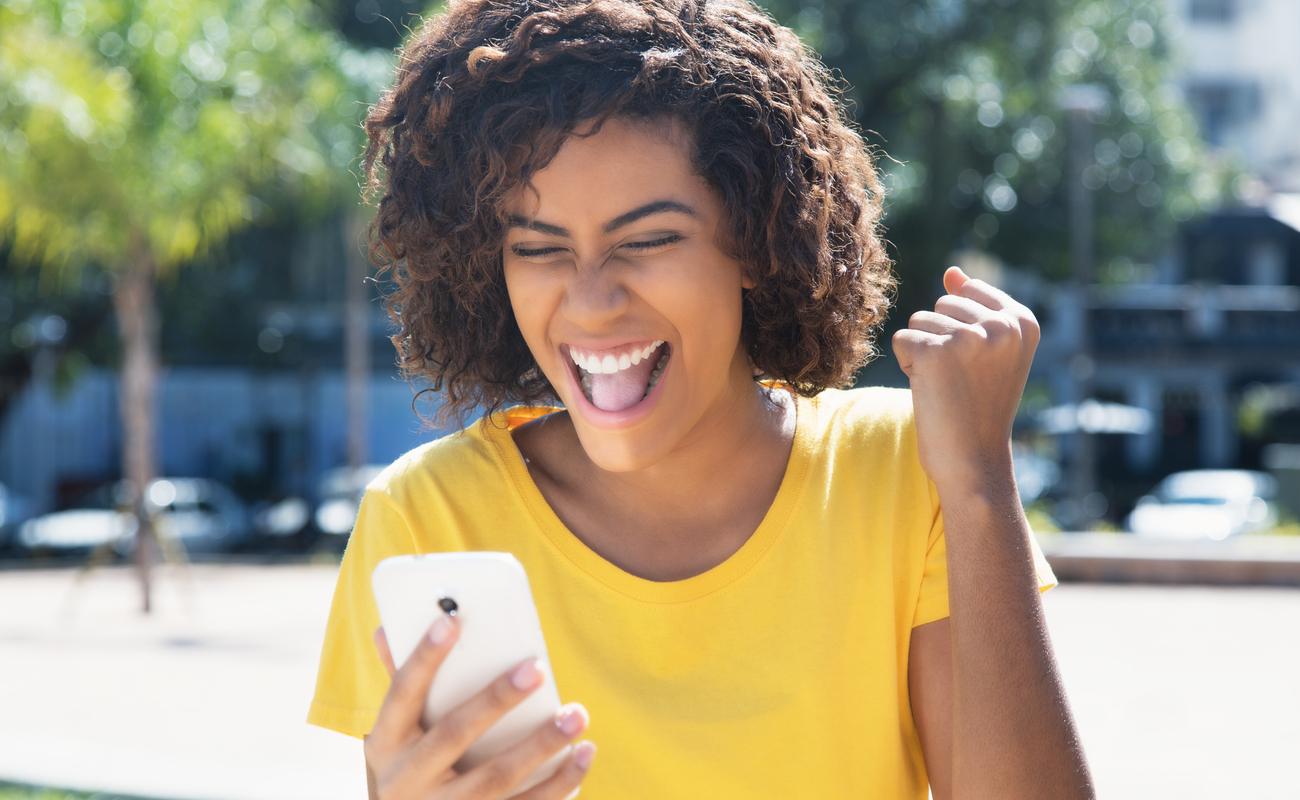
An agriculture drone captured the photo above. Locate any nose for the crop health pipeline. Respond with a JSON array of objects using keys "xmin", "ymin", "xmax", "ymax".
[{"xmin": 562, "ymin": 256, "xmax": 630, "ymax": 329}]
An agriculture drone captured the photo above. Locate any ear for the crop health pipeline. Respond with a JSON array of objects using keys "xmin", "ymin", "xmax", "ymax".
[{"xmin": 741, "ymin": 267, "xmax": 756, "ymax": 290}]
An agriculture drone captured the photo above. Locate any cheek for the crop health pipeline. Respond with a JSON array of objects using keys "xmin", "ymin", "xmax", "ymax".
[
  {"xmin": 503, "ymin": 266, "xmax": 553, "ymax": 350},
  {"xmin": 651, "ymin": 258, "xmax": 745, "ymax": 351}
]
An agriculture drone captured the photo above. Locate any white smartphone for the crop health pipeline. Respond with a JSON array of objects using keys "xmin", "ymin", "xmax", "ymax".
[{"xmin": 371, "ymin": 552, "xmax": 569, "ymax": 793}]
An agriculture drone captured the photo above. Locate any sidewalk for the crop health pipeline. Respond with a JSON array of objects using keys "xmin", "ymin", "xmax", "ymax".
[
  {"xmin": 0, "ymin": 561, "xmax": 366, "ymax": 800},
  {"xmin": 1039, "ymin": 531, "xmax": 1300, "ymax": 585},
  {"xmin": 0, "ymin": 561, "xmax": 1296, "ymax": 798}
]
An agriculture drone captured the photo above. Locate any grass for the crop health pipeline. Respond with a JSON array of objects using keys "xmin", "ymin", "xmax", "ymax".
[
  {"xmin": 0, "ymin": 783, "xmax": 162, "ymax": 800},
  {"xmin": 1263, "ymin": 520, "xmax": 1300, "ymax": 536}
]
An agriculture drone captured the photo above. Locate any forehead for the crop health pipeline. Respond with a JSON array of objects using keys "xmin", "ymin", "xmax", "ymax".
[{"xmin": 503, "ymin": 116, "xmax": 715, "ymax": 219}]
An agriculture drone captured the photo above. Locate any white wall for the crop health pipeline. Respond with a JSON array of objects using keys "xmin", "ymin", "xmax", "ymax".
[{"xmin": 1166, "ymin": 0, "xmax": 1300, "ymax": 189}]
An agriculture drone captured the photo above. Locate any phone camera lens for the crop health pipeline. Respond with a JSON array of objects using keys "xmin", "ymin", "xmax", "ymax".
[{"xmin": 438, "ymin": 596, "xmax": 458, "ymax": 616}]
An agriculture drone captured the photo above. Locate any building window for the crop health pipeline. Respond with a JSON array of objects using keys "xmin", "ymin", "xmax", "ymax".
[
  {"xmin": 1185, "ymin": 80, "xmax": 1260, "ymax": 146},
  {"xmin": 1189, "ymin": 0, "xmax": 1236, "ymax": 23}
]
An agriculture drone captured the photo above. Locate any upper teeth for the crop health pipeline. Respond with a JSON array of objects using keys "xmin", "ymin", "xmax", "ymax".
[{"xmin": 569, "ymin": 340, "xmax": 665, "ymax": 375}]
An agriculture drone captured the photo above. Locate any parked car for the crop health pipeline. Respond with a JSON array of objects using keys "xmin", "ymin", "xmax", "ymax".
[
  {"xmin": 1012, "ymin": 443, "xmax": 1060, "ymax": 505},
  {"xmin": 249, "ymin": 495, "xmax": 312, "ymax": 544},
  {"xmin": 313, "ymin": 464, "xmax": 387, "ymax": 543},
  {"xmin": 16, "ymin": 477, "xmax": 251, "ymax": 556},
  {"xmin": 1125, "ymin": 469, "xmax": 1278, "ymax": 540}
]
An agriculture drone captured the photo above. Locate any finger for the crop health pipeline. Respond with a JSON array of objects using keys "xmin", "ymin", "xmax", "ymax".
[
  {"xmin": 934, "ymin": 293, "xmax": 999, "ymax": 325},
  {"xmin": 952, "ymin": 273, "xmax": 1021, "ymax": 314},
  {"xmin": 409, "ymin": 656, "xmax": 549, "ymax": 784},
  {"xmin": 907, "ymin": 309, "xmax": 971, "ymax": 337},
  {"xmin": 368, "ymin": 613, "xmax": 460, "ymax": 747},
  {"xmin": 374, "ymin": 627, "xmax": 397, "ymax": 678},
  {"xmin": 449, "ymin": 703, "xmax": 590, "ymax": 799},
  {"xmin": 891, "ymin": 328, "xmax": 946, "ymax": 377},
  {"xmin": 509, "ymin": 741, "xmax": 597, "ymax": 800},
  {"xmin": 942, "ymin": 265, "xmax": 970, "ymax": 296}
]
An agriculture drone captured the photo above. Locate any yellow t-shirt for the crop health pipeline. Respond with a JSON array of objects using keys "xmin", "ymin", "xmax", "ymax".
[{"xmin": 307, "ymin": 385, "xmax": 1057, "ymax": 797}]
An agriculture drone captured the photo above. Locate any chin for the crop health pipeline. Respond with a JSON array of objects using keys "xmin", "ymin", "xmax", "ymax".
[{"xmin": 568, "ymin": 425, "xmax": 676, "ymax": 474}]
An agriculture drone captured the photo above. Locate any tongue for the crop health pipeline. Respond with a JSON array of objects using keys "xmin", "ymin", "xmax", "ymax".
[{"xmin": 589, "ymin": 352, "xmax": 659, "ymax": 412}]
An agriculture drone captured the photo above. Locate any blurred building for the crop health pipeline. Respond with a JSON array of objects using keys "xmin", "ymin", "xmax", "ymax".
[
  {"xmin": 2, "ymin": 365, "xmax": 448, "ymax": 516},
  {"xmin": 1165, "ymin": 0, "xmax": 1300, "ymax": 191},
  {"xmin": 1020, "ymin": 200, "xmax": 1300, "ymax": 501},
  {"xmin": 0, "ymin": 213, "xmax": 456, "ymax": 518}
]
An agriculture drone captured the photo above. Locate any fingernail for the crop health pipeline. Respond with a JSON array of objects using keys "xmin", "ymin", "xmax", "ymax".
[
  {"xmin": 511, "ymin": 658, "xmax": 543, "ymax": 691},
  {"xmin": 428, "ymin": 615, "xmax": 452, "ymax": 646},
  {"xmin": 574, "ymin": 740, "xmax": 596, "ymax": 770},
  {"xmin": 555, "ymin": 703, "xmax": 587, "ymax": 736}
]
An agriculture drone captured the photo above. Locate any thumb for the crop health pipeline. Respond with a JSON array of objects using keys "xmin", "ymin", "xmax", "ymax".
[{"xmin": 942, "ymin": 265, "xmax": 969, "ymax": 294}]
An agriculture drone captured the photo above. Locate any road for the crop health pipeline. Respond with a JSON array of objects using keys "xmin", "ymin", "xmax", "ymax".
[{"xmin": 0, "ymin": 562, "xmax": 1295, "ymax": 798}]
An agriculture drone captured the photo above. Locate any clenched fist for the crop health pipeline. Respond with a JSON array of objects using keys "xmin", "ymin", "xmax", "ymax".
[{"xmin": 891, "ymin": 266, "xmax": 1041, "ymax": 496}]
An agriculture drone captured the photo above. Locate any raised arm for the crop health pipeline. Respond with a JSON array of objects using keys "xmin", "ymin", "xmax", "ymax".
[{"xmin": 895, "ymin": 266, "xmax": 1094, "ymax": 798}]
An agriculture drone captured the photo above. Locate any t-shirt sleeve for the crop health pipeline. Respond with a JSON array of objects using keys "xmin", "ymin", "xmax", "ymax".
[
  {"xmin": 911, "ymin": 476, "xmax": 1058, "ymax": 629},
  {"xmin": 307, "ymin": 488, "xmax": 420, "ymax": 739}
]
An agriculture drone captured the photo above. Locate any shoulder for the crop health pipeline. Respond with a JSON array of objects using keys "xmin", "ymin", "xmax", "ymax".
[
  {"xmin": 810, "ymin": 384, "xmax": 917, "ymax": 443},
  {"xmin": 808, "ymin": 385, "xmax": 931, "ymax": 498}
]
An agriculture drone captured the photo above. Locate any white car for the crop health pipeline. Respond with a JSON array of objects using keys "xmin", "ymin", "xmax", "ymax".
[
  {"xmin": 313, "ymin": 464, "xmax": 388, "ymax": 539},
  {"xmin": 1125, "ymin": 469, "xmax": 1278, "ymax": 540},
  {"xmin": 16, "ymin": 478, "xmax": 250, "ymax": 556}
]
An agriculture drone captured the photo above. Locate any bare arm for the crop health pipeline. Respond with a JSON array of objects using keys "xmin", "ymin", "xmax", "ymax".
[
  {"xmin": 894, "ymin": 266, "xmax": 1094, "ymax": 798},
  {"xmin": 909, "ymin": 617, "xmax": 953, "ymax": 799},
  {"xmin": 366, "ymin": 745, "xmax": 379, "ymax": 800},
  {"xmin": 937, "ymin": 463, "xmax": 1093, "ymax": 798}
]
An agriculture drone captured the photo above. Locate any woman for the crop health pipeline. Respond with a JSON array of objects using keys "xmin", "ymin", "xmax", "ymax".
[{"xmin": 308, "ymin": 0, "xmax": 1095, "ymax": 797}]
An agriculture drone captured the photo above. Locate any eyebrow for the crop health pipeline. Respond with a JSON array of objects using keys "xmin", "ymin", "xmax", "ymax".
[{"xmin": 506, "ymin": 199, "xmax": 697, "ymax": 238}]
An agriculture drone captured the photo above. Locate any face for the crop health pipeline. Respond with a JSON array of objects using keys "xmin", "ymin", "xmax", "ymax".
[{"xmin": 501, "ymin": 115, "xmax": 756, "ymax": 473}]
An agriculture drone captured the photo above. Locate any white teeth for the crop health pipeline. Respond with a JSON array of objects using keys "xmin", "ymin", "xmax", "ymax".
[
  {"xmin": 575, "ymin": 345, "xmax": 671, "ymax": 405},
  {"xmin": 568, "ymin": 339, "xmax": 666, "ymax": 375}
]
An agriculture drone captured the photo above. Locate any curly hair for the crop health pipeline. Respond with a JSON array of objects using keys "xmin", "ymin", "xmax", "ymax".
[{"xmin": 361, "ymin": 0, "xmax": 897, "ymax": 428}]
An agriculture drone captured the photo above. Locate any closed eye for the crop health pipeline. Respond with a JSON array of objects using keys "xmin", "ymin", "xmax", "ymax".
[
  {"xmin": 510, "ymin": 245, "xmax": 566, "ymax": 258},
  {"xmin": 622, "ymin": 233, "xmax": 683, "ymax": 251},
  {"xmin": 510, "ymin": 234, "xmax": 683, "ymax": 259}
]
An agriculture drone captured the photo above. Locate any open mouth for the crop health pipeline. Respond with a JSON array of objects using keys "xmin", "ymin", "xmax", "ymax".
[{"xmin": 564, "ymin": 340, "xmax": 672, "ymax": 413}]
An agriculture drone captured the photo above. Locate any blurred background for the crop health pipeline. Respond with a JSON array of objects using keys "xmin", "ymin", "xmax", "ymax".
[{"xmin": 0, "ymin": 0, "xmax": 1296, "ymax": 798}]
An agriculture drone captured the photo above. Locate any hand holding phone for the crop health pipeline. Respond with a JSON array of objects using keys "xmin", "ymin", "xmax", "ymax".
[{"xmin": 364, "ymin": 553, "xmax": 595, "ymax": 798}]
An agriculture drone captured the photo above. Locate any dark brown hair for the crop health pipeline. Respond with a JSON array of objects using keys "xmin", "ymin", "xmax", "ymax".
[{"xmin": 362, "ymin": 0, "xmax": 897, "ymax": 428}]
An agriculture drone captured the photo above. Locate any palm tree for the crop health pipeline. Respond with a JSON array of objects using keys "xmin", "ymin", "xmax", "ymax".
[{"xmin": 0, "ymin": 0, "xmax": 391, "ymax": 611}]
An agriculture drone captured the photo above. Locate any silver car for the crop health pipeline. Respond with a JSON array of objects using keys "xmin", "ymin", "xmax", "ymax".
[
  {"xmin": 16, "ymin": 477, "xmax": 251, "ymax": 556},
  {"xmin": 1125, "ymin": 469, "xmax": 1279, "ymax": 540},
  {"xmin": 313, "ymin": 464, "xmax": 387, "ymax": 540}
]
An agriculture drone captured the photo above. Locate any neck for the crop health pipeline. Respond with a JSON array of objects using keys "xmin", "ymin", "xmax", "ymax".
[{"xmin": 577, "ymin": 362, "xmax": 795, "ymax": 525}]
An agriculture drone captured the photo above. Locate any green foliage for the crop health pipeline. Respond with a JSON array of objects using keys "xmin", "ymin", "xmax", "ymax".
[
  {"xmin": 760, "ymin": 0, "xmax": 1234, "ymax": 310},
  {"xmin": 0, "ymin": 0, "xmax": 393, "ymax": 276},
  {"xmin": 0, "ymin": 782, "xmax": 151, "ymax": 800}
]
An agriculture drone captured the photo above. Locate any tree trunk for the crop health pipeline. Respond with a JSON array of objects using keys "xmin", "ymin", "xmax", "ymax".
[
  {"xmin": 345, "ymin": 205, "xmax": 370, "ymax": 472},
  {"xmin": 112, "ymin": 233, "xmax": 161, "ymax": 614}
]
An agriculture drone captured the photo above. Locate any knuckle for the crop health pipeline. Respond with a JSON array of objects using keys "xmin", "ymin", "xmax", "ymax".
[
  {"xmin": 491, "ymin": 673, "xmax": 522, "ymax": 707},
  {"xmin": 990, "ymin": 315, "xmax": 1019, "ymax": 341},
  {"xmin": 474, "ymin": 760, "xmax": 517, "ymax": 794},
  {"xmin": 390, "ymin": 668, "xmax": 422, "ymax": 700},
  {"xmin": 432, "ymin": 712, "xmax": 471, "ymax": 749}
]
